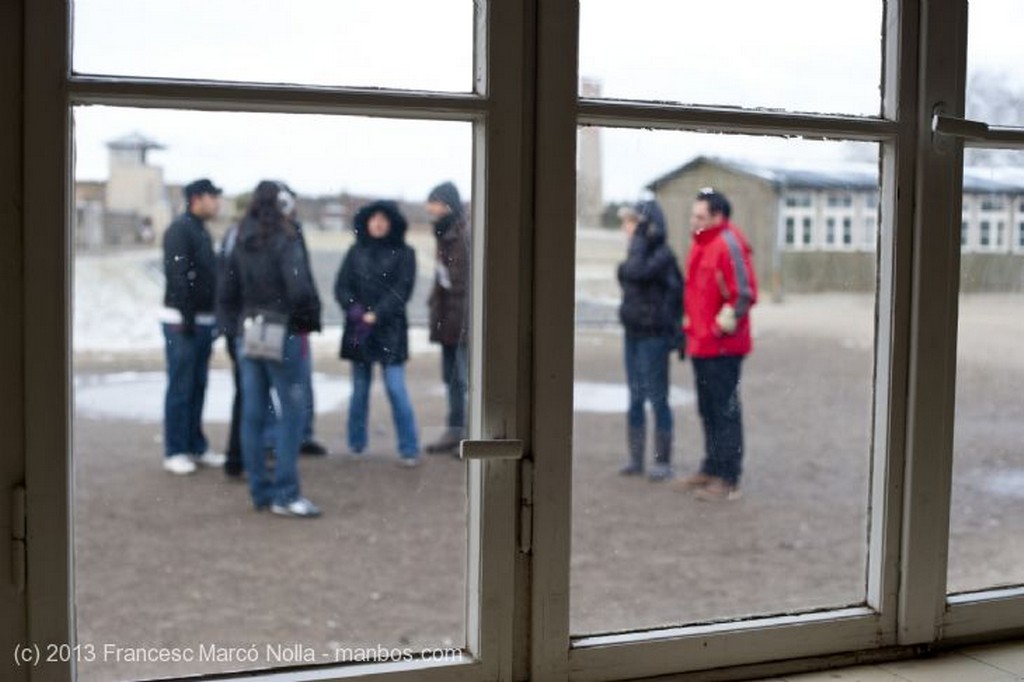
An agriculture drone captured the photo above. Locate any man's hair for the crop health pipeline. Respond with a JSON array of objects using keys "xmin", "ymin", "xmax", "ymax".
[{"xmin": 696, "ymin": 187, "xmax": 731, "ymax": 218}]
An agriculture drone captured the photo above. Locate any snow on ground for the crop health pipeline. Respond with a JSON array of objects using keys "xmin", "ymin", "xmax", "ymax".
[
  {"xmin": 74, "ymin": 371, "xmax": 692, "ymax": 423},
  {"xmin": 74, "ymin": 249, "xmax": 167, "ymax": 352},
  {"xmin": 72, "ymin": 248, "xmax": 438, "ymax": 356}
]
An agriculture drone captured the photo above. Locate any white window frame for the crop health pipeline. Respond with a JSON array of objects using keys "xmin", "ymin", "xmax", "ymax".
[
  {"xmin": 22, "ymin": 2, "xmax": 532, "ymax": 681},
  {"xmin": 12, "ymin": 1, "xmax": 1024, "ymax": 681}
]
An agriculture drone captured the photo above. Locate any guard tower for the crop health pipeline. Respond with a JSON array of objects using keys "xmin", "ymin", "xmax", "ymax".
[{"xmin": 105, "ymin": 132, "xmax": 172, "ymax": 242}]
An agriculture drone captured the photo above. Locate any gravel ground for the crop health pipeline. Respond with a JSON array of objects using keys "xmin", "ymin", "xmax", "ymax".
[{"xmin": 70, "ymin": 242, "xmax": 1023, "ymax": 681}]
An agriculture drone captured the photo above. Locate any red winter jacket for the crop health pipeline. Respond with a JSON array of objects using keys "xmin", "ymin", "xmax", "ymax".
[{"xmin": 683, "ymin": 220, "xmax": 758, "ymax": 358}]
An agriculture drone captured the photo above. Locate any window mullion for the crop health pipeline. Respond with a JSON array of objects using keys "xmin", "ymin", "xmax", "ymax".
[
  {"xmin": 578, "ymin": 100, "xmax": 897, "ymax": 141},
  {"xmin": 68, "ymin": 75, "xmax": 488, "ymax": 120},
  {"xmin": 898, "ymin": 0, "xmax": 969, "ymax": 645}
]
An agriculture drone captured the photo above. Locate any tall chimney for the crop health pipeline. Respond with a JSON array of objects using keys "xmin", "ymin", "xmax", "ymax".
[{"xmin": 577, "ymin": 78, "xmax": 604, "ymax": 228}]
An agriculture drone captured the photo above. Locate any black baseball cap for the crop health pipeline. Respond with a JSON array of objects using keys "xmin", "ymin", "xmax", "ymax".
[{"xmin": 183, "ymin": 178, "xmax": 222, "ymax": 199}]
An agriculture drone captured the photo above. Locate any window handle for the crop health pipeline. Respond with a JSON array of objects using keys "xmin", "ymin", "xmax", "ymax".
[
  {"xmin": 932, "ymin": 109, "xmax": 1024, "ymax": 148},
  {"xmin": 460, "ymin": 439, "xmax": 524, "ymax": 461},
  {"xmin": 932, "ymin": 113, "xmax": 989, "ymax": 140}
]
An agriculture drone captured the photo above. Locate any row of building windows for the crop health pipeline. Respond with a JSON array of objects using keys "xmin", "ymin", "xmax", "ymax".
[
  {"xmin": 783, "ymin": 215, "xmax": 876, "ymax": 250},
  {"xmin": 962, "ymin": 220, "xmax": 1024, "ymax": 250}
]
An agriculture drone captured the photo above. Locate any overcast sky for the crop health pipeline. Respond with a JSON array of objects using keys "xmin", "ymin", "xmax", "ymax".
[{"xmin": 73, "ymin": 0, "xmax": 1022, "ymax": 202}]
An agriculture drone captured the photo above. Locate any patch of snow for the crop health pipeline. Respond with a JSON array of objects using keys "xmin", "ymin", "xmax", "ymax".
[
  {"xmin": 573, "ymin": 381, "xmax": 694, "ymax": 414},
  {"xmin": 75, "ymin": 370, "xmax": 350, "ymax": 423},
  {"xmin": 985, "ymin": 470, "xmax": 1024, "ymax": 500}
]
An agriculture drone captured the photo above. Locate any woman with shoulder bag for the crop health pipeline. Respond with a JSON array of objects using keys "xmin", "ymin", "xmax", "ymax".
[{"xmin": 219, "ymin": 180, "xmax": 323, "ymax": 518}]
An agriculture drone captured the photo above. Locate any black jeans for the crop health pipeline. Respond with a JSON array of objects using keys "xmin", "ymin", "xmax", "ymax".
[
  {"xmin": 225, "ymin": 336, "xmax": 244, "ymax": 475},
  {"xmin": 692, "ymin": 355, "xmax": 744, "ymax": 486},
  {"xmin": 441, "ymin": 343, "xmax": 468, "ymax": 430}
]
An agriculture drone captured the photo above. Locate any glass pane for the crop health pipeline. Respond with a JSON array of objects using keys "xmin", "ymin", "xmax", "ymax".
[
  {"xmin": 572, "ymin": 127, "xmax": 879, "ymax": 633},
  {"xmin": 967, "ymin": 0, "xmax": 1024, "ymax": 127},
  {"xmin": 947, "ymin": 153, "xmax": 1024, "ymax": 594},
  {"xmin": 73, "ymin": 0, "xmax": 473, "ymax": 92},
  {"xmin": 73, "ymin": 106, "xmax": 472, "ymax": 680},
  {"xmin": 579, "ymin": 0, "xmax": 883, "ymax": 116}
]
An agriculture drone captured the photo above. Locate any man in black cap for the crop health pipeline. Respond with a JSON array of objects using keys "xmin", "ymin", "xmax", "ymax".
[
  {"xmin": 424, "ymin": 181, "xmax": 470, "ymax": 454},
  {"xmin": 160, "ymin": 178, "xmax": 227, "ymax": 475}
]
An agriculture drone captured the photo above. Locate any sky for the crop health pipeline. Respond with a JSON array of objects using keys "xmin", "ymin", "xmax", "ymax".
[{"xmin": 72, "ymin": 0, "xmax": 1024, "ymax": 202}]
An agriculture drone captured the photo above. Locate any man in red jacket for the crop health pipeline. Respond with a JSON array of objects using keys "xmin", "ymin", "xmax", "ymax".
[{"xmin": 674, "ymin": 188, "xmax": 757, "ymax": 501}]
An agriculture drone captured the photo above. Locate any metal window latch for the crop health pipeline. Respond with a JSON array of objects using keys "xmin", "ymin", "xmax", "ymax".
[
  {"xmin": 932, "ymin": 112, "xmax": 990, "ymax": 140},
  {"xmin": 932, "ymin": 109, "xmax": 1024, "ymax": 149},
  {"xmin": 11, "ymin": 484, "xmax": 26, "ymax": 594},
  {"xmin": 459, "ymin": 440, "xmax": 534, "ymax": 553},
  {"xmin": 459, "ymin": 439, "xmax": 524, "ymax": 462}
]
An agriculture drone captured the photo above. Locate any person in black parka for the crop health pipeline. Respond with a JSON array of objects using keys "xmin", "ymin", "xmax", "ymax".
[
  {"xmin": 617, "ymin": 199, "xmax": 684, "ymax": 482},
  {"xmin": 334, "ymin": 200, "xmax": 421, "ymax": 465}
]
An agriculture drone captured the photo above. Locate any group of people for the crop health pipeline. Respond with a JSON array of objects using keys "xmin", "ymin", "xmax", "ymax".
[
  {"xmin": 160, "ymin": 178, "xmax": 469, "ymax": 518},
  {"xmin": 159, "ymin": 176, "xmax": 756, "ymax": 518},
  {"xmin": 616, "ymin": 189, "xmax": 757, "ymax": 502}
]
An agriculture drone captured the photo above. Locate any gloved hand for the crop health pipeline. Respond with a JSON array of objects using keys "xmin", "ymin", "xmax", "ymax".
[{"xmin": 715, "ymin": 304, "xmax": 737, "ymax": 335}]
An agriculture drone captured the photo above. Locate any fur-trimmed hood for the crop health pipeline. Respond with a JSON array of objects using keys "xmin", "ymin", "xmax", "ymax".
[{"xmin": 352, "ymin": 200, "xmax": 409, "ymax": 246}]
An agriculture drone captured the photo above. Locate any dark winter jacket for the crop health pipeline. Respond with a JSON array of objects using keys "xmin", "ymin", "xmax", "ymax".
[
  {"xmin": 334, "ymin": 201, "xmax": 417, "ymax": 365},
  {"xmin": 428, "ymin": 199, "xmax": 470, "ymax": 346},
  {"xmin": 218, "ymin": 218, "xmax": 322, "ymax": 336},
  {"xmin": 617, "ymin": 201, "xmax": 684, "ymax": 339},
  {"xmin": 163, "ymin": 211, "xmax": 218, "ymax": 327}
]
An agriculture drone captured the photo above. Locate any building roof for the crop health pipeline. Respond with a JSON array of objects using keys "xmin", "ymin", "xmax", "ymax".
[
  {"xmin": 106, "ymin": 132, "xmax": 166, "ymax": 151},
  {"xmin": 647, "ymin": 155, "xmax": 1024, "ymax": 195}
]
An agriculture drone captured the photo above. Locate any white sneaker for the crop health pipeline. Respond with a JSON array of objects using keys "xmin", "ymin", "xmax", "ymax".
[
  {"xmin": 270, "ymin": 497, "xmax": 322, "ymax": 518},
  {"xmin": 193, "ymin": 451, "xmax": 227, "ymax": 468},
  {"xmin": 163, "ymin": 454, "xmax": 197, "ymax": 475}
]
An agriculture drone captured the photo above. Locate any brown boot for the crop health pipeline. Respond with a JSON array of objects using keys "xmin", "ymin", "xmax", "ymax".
[
  {"xmin": 694, "ymin": 477, "xmax": 742, "ymax": 502},
  {"xmin": 671, "ymin": 472, "xmax": 714, "ymax": 492}
]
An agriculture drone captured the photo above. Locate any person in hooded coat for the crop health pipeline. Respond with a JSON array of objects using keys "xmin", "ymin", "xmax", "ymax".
[
  {"xmin": 334, "ymin": 200, "xmax": 421, "ymax": 466},
  {"xmin": 617, "ymin": 199, "xmax": 684, "ymax": 481},
  {"xmin": 424, "ymin": 181, "xmax": 470, "ymax": 455},
  {"xmin": 219, "ymin": 180, "xmax": 323, "ymax": 518}
]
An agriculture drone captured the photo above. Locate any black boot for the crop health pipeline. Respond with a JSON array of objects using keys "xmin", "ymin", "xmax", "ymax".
[
  {"xmin": 426, "ymin": 427, "xmax": 463, "ymax": 455},
  {"xmin": 619, "ymin": 427, "xmax": 646, "ymax": 476},
  {"xmin": 648, "ymin": 430, "xmax": 674, "ymax": 481}
]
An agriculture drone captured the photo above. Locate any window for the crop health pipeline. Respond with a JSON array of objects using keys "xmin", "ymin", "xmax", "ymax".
[
  {"xmin": 1018, "ymin": 222, "xmax": 1024, "ymax": 249},
  {"xmin": 980, "ymin": 197, "xmax": 1004, "ymax": 211},
  {"xmin": 572, "ymin": 132, "xmax": 880, "ymax": 635},
  {"xmin": 578, "ymin": 0, "xmax": 883, "ymax": 114},
  {"xmin": 13, "ymin": 2, "xmax": 1024, "ymax": 682},
  {"xmin": 949, "ymin": 154, "xmax": 1024, "ymax": 596},
  {"xmin": 962, "ymin": 220, "xmax": 969, "ymax": 246},
  {"xmin": 865, "ymin": 216, "xmax": 877, "ymax": 246},
  {"xmin": 980, "ymin": 220, "xmax": 991, "ymax": 247},
  {"xmin": 827, "ymin": 193, "xmax": 853, "ymax": 208},
  {"xmin": 786, "ymin": 194, "xmax": 813, "ymax": 208}
]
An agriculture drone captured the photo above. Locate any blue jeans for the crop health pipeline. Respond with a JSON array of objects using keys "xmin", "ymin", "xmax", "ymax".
[
  {"xmin": 623, "ymin": 334, "xmax": 673, "ymax": 435},
  {"xmin": 162, "ymin": 323, "xmax": 215, "ymax": 457},
  {"xmin": 441, "ymin": 343, "xmax": 468, "ymax": 430},
  {"xmin": 226, "ymin": 336, "xmax": 277, "ymax": 475},
  {"xmin": 238, "ymin": 334, "xmax": 308, "ymax": 507},
  {"xmin": 692, "ymin": 356, "xmax": 744, "ymax": 486},
  {"xmin": 348, "ymin": 361, "xmax": 420, "ymax": 458}
]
